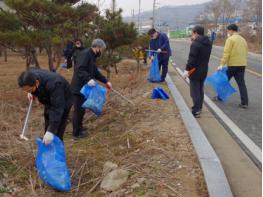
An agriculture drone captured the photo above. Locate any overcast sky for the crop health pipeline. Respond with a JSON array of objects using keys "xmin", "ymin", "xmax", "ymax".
[{"xmin": 77, "ymin": 0, "xmax": 211, "ymax": 16}]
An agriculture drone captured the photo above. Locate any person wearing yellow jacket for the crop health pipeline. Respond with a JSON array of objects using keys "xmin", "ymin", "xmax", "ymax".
[{"xmin": 217, "ymin": 24, "xmax": 249, "ymax": 108}]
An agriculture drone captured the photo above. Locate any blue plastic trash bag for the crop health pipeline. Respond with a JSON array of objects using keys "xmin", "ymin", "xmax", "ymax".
[
  {"xmin": 80, "ymin": 84, "xmax": 92, "ymax": 99},
  {"xmin": 151, "ymin": 87, "xmax": 169, "ymax": 100},
  {"xmin": 36, "ymin": 136, "xmax": 71, "ymax": 192},
  {"xmin": 148, "ymin": 54, "xmax": 161, "ymax": 82},
  {"xmin": 205, "ymin": 67, "xmax": 236, "ymax": 102},
  {"xmin": 81, "ymin": 84, "xmax": 107, "ymax": 116}
]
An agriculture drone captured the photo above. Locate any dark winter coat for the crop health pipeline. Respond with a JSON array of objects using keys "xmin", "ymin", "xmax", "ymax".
[
  {"xmin": 71, "ymin": 48, "xmax": 108, "ymax": 94},
  {"xmin": 30, "ymin": 69, "xmax": 73, "ymax": 134},
  {"xmin": 64, "ymin": 45, "xmax": 85, "ymax": 69},
  {"xmin": 186, "ymin": 35, "xmax": 212, "ymax": 80}
]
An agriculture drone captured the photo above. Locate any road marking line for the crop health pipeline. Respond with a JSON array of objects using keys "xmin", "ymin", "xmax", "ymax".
[
  {"xmin": 210, "ymin": 55, "xmax": 262, "ymax": 77},
  {"xmin": 246, "ymin": 69, "xmax": 262, "ymax": 77},
  {"xmin": 175, "ymin": 66, "xmax": 262, "ymax": 164}
]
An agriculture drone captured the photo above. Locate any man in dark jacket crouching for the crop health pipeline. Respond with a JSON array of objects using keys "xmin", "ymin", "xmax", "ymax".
[
  {"xmin": 18, "ymin": 69, "xmax": 73, "ymax": 144},
  {"xmin": 183, "ymin": 25, "xmax": 212, "ymax": 118}
]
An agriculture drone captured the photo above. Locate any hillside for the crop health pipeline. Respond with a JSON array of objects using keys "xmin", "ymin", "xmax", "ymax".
[{"xmin": 124, "ymin": 3, "xmax": 209, "ymax": 30}]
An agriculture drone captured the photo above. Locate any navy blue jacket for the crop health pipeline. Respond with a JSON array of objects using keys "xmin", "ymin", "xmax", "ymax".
[
  {"xmin": 30, "ymin": 69, "xmax": 73, "ymax": 134},
  {"xmin": 149, "ymin": 32, "xmax": 172, "ymax": 60}
]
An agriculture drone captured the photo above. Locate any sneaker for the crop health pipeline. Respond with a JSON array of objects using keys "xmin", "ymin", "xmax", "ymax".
[{"xmin": 238, "ymin": 104, "xmax": 248, "ymax": 109}]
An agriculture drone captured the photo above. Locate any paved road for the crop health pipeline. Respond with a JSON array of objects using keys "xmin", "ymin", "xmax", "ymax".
[{"xmin": 170, "ymin": 38, "xmax": 262, "ymax": 148}]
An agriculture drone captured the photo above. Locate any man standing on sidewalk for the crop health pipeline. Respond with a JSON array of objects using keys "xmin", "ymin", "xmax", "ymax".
[
  {"xmin": 148, "ymin": 28, "xmax": 172, "ymax": 82},
  {"xmin": 183, "ymin": 25, "xmax": 212, "ymax": 118},
  {"xmin": 71, "ymin": 39, "xmax": 112, "ymax": 140},
  {"xmin": 217, "ymin": 24, "xmax": 249, "ymax": 108}
]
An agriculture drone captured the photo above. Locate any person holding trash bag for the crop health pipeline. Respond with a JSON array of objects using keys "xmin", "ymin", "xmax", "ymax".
[
  {"xmin": 17, "ymin": 68, "xmax": 73, "ymax": 144},
  {"xmin": 71, "ymin": 38, "xmax": 112, "ymax": 140},
  {"xmin": 183, "ymin": 25, "xmax": 212, "ymax": 118},
  {"xmin": 63, "ymin": 39, "xmax": 85, "ymax": 69},
  {"xmin": 148, "ymin": 28, "xmax": 172, "ymax": 82},
  {"xmin": 217, "ymin": 24, "xmax": 249, "ymax": 109}
]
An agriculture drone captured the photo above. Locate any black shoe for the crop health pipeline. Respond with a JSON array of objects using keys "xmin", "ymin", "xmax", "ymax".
[
  {"xmin": 192, "ymin": 111, "xmax": 201, "ymax": 118},
  {"xmin": 238, "ymin": 104, "xmax": 248, "ymax": 109},
  {"xmin": 72, "ymin": 132, "xmax": 88, "ymax": 141},
  {"xmin": 80, "ymin": 127, "xmax": 88, "ymax": 134}
]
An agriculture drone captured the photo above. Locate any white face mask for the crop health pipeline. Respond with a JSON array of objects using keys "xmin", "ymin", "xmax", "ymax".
[{"xmin": 227, "ymin": 33, "xmax": 231, "ymax": 38}]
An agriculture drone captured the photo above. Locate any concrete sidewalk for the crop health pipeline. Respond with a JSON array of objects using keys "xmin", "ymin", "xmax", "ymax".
[{"xmin": 168, "ymin": 65, "xmax": 262, "ymax": 197}]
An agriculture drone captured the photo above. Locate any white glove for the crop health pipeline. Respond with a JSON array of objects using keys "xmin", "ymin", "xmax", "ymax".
[
  {"xmin": 43, "ymin": 131, "xmax": 54, "ymax": 145},
  {"xmin": 27, "ymin": 93, "xmax": 34, "ymax": 102},
  {"xmin": 183, "ymin": 70, "xmax": 189, "ymax": 78},
  {"xmin": 157, "ymin": 48, "xmax": 162, "ymax": 53},
  {"xmin": 217, "ymin": 65, "xmax": 223, "ymax": 70},
  {"xmin": 106, "ymin": 82, "xmax": 112, "ymax": 90},
  {"xmin": 87, "ymin": 79, "xmax": 96, "ymax": 86},
  {"xmin": 150, "ymin": 56, "xmax": 154, "ymax": 61}
]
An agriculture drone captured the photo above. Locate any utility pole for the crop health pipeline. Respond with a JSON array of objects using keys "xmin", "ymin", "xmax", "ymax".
[
  {"xmin": 138, "ymin": 0, "xmax": 141, "ymax": 33},
  {"xmin": 111, "ymin": 0, "xmax": 116, "ymax": 12},
  {"xmin": 152, "ymin": 0, "xmax": 156, "ymax": 28}
]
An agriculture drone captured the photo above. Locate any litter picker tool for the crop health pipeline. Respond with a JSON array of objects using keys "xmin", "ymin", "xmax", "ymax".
[
  {"xmin": 111, "ymin": 88, "xmax": 135, "ymax": 106},
  {"xmin": 20, "ymin": 98, "xmax": 33, "ymax": 141},
  {"xmin": 145, "ymin": 49, "xmax": 167, "ymax": 54},
  {"xmin": 188, "ymin": 68, "xmax": 196, "ymax": 76}
]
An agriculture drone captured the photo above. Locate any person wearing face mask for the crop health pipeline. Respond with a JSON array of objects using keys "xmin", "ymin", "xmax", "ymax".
[
  {"xmin": 70, "ymin": 38, "xmax": 112, "ymax": 140},
  {"xmin": 148, "ymin": 28, "xmax": 172, "ymax": 82},
  {"xmin": 183, "ymin": 25, "xmax": 212, "ymax": 118},
  {"xmin": 63, "ymin": 39, "xmax": 85, "ymax": 69},
  {"xmin": 17, "ymin": 69, "xmax": 73, "ymax": 144},
  {"xmin": 217, "ymin": 24, "xmax": 249, "ymax": 109}
]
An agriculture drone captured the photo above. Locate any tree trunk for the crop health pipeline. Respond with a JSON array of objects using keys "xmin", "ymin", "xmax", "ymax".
[
  {"xmin": 114, "ymin": 63, "xmax": 118, "ymax": 74},
  {"xmin": 107, "ymin": 67, "xmax": 111, "ymax": 79},
  {"xmin": 45, "ymin": 46, "xmax": 54, "ymax": 71},
  {"xmin": 136, "ymin": 60, "xmax": 140, "ymax": 73},
  {"xmin": 4, "ymin": 48, "xmax": 7, "ymax": 62},
  {"xmin": 25, "ymin": 46, "xmax": 30, "ymax": 69},
  {"xmin": 31, "ymin": 48, "xmax": 40, "ymax": 68}
]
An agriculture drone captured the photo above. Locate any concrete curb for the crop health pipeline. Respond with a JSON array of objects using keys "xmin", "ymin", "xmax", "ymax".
[
  {"xmin": 166, "ymin": 74, "xmax": 233, "ymax": 197},
  {"xmin": 175, "ymin": 67, "xmax": 262, "ymax": 165}
]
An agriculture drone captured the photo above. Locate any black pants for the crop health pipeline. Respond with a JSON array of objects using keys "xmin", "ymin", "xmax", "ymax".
[
  {"xmin": 190, "ymin": 79, "xmax": 205, "ymax": 113},
  {"xmin": 227, "ymin": 66, "xmax": 248, "ymax": 105},
  {"xmin": 72, "ymin": 94, "xmax": 86, "ymax": 137},
  {"xmin": 158, "ymin": 58, "xmax": 169, "ymax": 81},
  {"xmin": 44, "ymin": 106, "xmax": 72, "ymax": 141}
]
